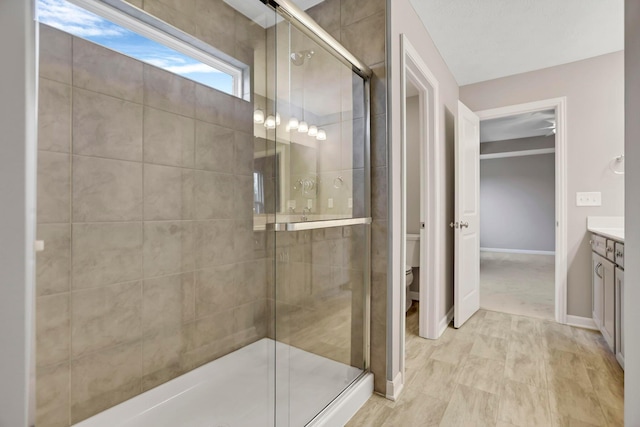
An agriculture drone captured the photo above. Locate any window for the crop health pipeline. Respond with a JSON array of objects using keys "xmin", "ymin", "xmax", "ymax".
[{"xmin": 37, "ymin": 0, "xmax": 246, "ymax": 97}]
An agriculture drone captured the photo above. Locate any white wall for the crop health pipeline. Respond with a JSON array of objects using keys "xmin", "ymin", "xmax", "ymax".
[
  {"xmin": 480, "ymin": 153, "xmax": 555, "ymax": 252},
  {"xmin": 624, "ymin": 0, "xmax": 640, "ymax": 423},
  {"xmin": 460, "ymin": 52, "xmax": 624, "ymax": 317},
  {"xmin": 0, "ymin": 1, "xmax": 37, "ymax": 425},
  {"xmin": 406, "ymin": 95, "xmax": 420, "ymax": 234},
  {"xmin": 389, "ymin": 0, "xmax": 459, "ymax": 391}
]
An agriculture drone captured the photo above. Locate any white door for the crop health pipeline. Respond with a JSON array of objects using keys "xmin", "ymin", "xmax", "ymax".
[{"xmin": 454, "ymin": 101, "xmax": 480, "ymax": 328}]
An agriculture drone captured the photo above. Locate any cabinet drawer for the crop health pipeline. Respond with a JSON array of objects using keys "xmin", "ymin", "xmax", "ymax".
[
  {"xmin": 606, "ymin": 240, "xmax": 616, "ymax": 262},
  {"xmin": 591, "ymin": 234, "xmax": 607, "ymax": 257},
  {"xmin": 616, "ymin": 242, "xmax": 624, "ymax": 269}
]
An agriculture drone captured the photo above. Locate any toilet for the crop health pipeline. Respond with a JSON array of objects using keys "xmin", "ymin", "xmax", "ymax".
[{"xmin": 405, "ymin": 234, "xmax": 420, "ymax": 312}]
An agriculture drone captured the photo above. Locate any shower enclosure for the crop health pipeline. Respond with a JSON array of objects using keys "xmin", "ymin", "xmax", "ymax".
[{"xmin": 34, "ymin": 0, "xmax": 371, "ymax": 425}]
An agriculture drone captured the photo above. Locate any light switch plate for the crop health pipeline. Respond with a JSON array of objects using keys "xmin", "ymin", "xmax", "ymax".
[{"xmin": 576, "ymin": 192, "xmax": 602, "ymax": 206}]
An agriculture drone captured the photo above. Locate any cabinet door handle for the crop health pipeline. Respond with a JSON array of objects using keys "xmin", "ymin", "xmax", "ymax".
[{"xmin": 595, "ymin": 262, "xmax": 603, "ymax": 279}]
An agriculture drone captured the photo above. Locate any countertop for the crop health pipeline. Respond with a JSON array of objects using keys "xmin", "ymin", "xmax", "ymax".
[
  {"xmin": 587, "ymin": 227, "xmax": 624, "ymax": 242},
  {"xmin": 587, "ymin": 216, "xmax": 624, "ymax": 242}
]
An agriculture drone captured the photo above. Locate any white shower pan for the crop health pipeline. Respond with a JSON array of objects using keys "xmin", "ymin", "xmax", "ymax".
[{"xmin": 73, "ymin": 338, "xmax": 372, "ymax": 427}]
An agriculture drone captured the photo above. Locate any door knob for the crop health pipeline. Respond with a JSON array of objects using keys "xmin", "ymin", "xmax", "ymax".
[
  {"xmin": 449, "ymin": 222, "xmax": 459, "ymax": 229},
  {"xmin": 460, "ymin": 221, "xmax": 469, "ymax": 228}
]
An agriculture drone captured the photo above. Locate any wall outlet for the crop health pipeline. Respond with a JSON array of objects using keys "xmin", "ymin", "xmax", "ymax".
[
  {"xmin": 328, "ymin": 198, "xmax": 334, "ymax": 208},
  {"xmin": 576, "ymin": 192, "xmax": 602, "ymax": 206},
  {"xmin": 307, "ymin": 199, "xmax": 313, "ymax": 209},
  {"xmin": 288, "ymin": 200, "xmax": 296, "ymax": 210},
  {"xmin": 348, "ymin": 198, "xmax": 353, "ymax": 208}
]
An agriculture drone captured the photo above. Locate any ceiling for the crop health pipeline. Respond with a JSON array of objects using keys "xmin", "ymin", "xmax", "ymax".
[
  {"xmin": 409, "ymin": 0, "xmax": 624, "ymax": 85},
  {"xmin": 480, "ymin": 109, "xmax": 555, "ymax": 143}
]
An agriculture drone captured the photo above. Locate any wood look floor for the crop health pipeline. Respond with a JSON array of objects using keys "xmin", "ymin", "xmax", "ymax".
[{"xmin": 347, "ymin": 305, "xmax": 624, "ymax": 427}]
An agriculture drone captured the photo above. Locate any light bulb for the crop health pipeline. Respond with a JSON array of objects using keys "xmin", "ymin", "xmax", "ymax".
[
  {"xmin": 253, "ymin": 109, "xmax": 264, "ymax": 124},
  {"xmin": 275, "ymin": 113, "xmax": 281, "ymax": 125},
  {"xmin": 288, "ymin": 117, "xmax": 299, "ymax": 130},
  {"xmin": 316, "ymin": 129, "xmax": 327, "ymax": 141},
  {"xmin": 308, "ymin": 125, "xmax": 318, "ymax": 137},
  {"xmin": 298, "ymin": 121, "xmax": 309, "ymax": 133},
  {"xmin": 264, "ymin": 115, "xmax": 276, "ymax": 129}
]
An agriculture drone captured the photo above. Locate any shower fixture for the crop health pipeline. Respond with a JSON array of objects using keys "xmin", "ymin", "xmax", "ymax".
[{"xmin": 291, "ymin": 49, "xmax": 315, "ymax": 66}]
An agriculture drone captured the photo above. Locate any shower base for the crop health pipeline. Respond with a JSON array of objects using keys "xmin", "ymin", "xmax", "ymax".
[{"xmin": 73, "ymin": 338, "xmax": 372, "ymax": 427}]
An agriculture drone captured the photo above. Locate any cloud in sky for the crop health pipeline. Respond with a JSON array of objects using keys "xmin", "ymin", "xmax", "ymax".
[{"xmin": 38, "ymin": 0, "xmax": 125, "ymax": 37}]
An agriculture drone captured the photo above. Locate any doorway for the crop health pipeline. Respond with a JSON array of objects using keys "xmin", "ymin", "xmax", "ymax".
[
  {"xmin": 478, "ymin": 109, "xmax": 557, "ymax": 320},
  {"xmin": 471, "ymin": 98, "xmax": 568, "ymax": 325}
]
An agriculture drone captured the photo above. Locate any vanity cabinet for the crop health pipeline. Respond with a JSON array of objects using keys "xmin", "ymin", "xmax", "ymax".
[
  {"xmin": 592, "ymin": 252, "xmax": 614, "ymax": 350},
  {"xmin": 591, "ymin": 234, "xmax": 624, "ymax": 365}
]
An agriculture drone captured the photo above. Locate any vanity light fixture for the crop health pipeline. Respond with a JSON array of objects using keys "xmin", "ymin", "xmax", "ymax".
[
  {"xmin": 264, "ymin": 115, "xmax": 277, "ymax": 129},
  {"xmin": 288, "ymin": 117, "xmax": 299, "ymax": 130},
  {"xmin": 316, "ymin": 129, "xmax": 326, "ymax": 141},
  {"xmin": 298, "ymin": 120, "xmax": 309, "ymax": 133},
  {"xmin": 307, "ymin": 125, "xmax": 318, "ymax": 137},
  {"xmin": 253, "ymin": 109, "xmax": 265, "ymax": 124}
]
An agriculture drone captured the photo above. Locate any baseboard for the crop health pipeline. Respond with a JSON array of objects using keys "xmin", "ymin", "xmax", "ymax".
[
  {"xmin": 408, "ymin": 291, "xmax": 420, "ymax": 301},
  {"xmin": 566, "ymin": 315, "xmax": 598, "ymax": 330},
  {"xmin": 438, "ymin": 306, "xmax": 454, "ymax": 337},
  {"xmin": 385, "ymin": 371, "xmax": 404, "ymax": 401},
  {"xmin": 480, "ymin": 247, "xmax": 555, "ymax": 256}
]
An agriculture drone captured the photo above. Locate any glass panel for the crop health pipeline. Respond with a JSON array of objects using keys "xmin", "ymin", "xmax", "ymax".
[
  {"xmin": 272, "ymin": 21, "xmax": 369, "ymax": 426},
  {"xmin": 253, "ymin": 24, "xmax": 367, "ymax": 227}
]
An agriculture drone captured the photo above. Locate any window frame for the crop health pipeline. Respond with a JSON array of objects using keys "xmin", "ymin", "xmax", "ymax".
[{"xmin": 65, "ymin": 0, "xmax": 249, "ymax": 99}]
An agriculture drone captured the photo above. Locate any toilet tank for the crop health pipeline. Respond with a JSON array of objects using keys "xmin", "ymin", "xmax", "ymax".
[{"xmin": 406, "ymin": 234, "xmax": 420, "ymax": 267}]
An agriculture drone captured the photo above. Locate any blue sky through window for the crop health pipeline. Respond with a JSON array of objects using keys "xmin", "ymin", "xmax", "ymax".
[{"xmin": 37, "ymin": 0, "xmax": 235, "ymax": 95}]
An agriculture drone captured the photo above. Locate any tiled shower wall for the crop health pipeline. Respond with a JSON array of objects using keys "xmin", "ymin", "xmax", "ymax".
[
  {"xmin": 35, "ymin": 24, "xmax": 266, "ymax": 426},
  {"xmin": 305, "ymin": 0, "xmax": 388, "ymax": 393}
]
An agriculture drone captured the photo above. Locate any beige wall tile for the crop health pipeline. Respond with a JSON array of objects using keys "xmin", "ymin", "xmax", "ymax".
[
  {"xmin": 143, "ymin": 221, "xmax": 194, "ymax": 277},
  {"xmin": 144, "ymin": 65, "xmax": 195, "ymax": 117},
  {"xmin": 233, "ymin": 98, "xmax": 253, "ymax": 132},
  {"xmin": 341, "ymin": 0, "xmax": 385, "ymax": 27},
  {"xmin": 71, "ymin": 281, "xmax": 142, "ymax": 357},
  {"xmin": 72, "ymin": 222, "xmax": 143, "ymax": 289},
  {"xmin": 195, "ymin": 264, "xmax": 236, "ymax": 317},
  {"xmin": 141, "ymin": 328, "xmax": 184, "ymax": 391},
  {"xmin": 36, "ymin": 224, "xmax": 71, "ymax": 296},
  {"xmin": 340, "ymin": 12, "xmax": 385, "ymax": 67},
  {"xmin": 371, "ymin": 166, "xmax": 387, "ymax": 220},
  {"xmin": 36, "ymin": 293, "xmax": 70, "ymax": 367},
  {"xmin": 72, "ymin": 156, "xmax": 143, "ymax": 222},
  {"xmin": 233, "ymin": 175, "xmax": 254, "ymax": 220},
  {"xmin": 37, "ymin": 151, "xmax": 70, "ymax": 224},
  {"xmin": 143, "ymin": 107, "xmax": 195, "ymax": 168},
  {"xmin": 194, "ymin": 121, "xmax": 234, "ymax": 173},
  {"xmin": 36, "ymin": 362, "xmax": 70, "ymax": 427},
  {"xmin": 306, "ymin": 0, "xmax": 341, "ymax": 33},
  {"xmin": 143, "ymin": 164, "xmax": 194, "ymax": 221},
  {"xmin": 73, "ymin": 38, "xmax": 143, "ymax": 103},
  {"xmin": 39, "ymin": 24, "xmax": 71, "ymax": 84},
  {"xmin": 70, "ymin": 342, "xmax": 142, "ymax": 423},
  {"xmin": 371, "ymin": 114, "xmax": 387, "ymax": 167},
  {"xmin": 234, "ymin": 131, "xmax": 254, "ymax": 176},
  {"xmin": 194, "ymin": 220, "xmax": 235, "ymax": 268},
  {"xmin": 194, "ymin": 170, "xmax": 235, "ymax": 219},
  {"xmin": 143, "ymin": 0, "xmax": 196, "ymax": 36},
  {"xmin": 38, "ymin": 78, "xmax": 71, "ymax": 153},
  {"xmin": 195, "ymin": 84, "xmax": 234, "ymax": 126},
  {"xmin": 142, "ymin": 273, "xmax": 195, "ymax": 334},
  {"xmin": 235, "ymin": 259, "xmax": 267, "ymax": 304},
  {"xmin": 72, "ymin": 89, "xmax": 143, "ymax": 161}
]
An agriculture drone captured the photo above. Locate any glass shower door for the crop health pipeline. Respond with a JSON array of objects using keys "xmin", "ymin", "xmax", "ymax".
[{"xmin": 270, "ymin": 17, "xmax": 370, "ymax": 427}]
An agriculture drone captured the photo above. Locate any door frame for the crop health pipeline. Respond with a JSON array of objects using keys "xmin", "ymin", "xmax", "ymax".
[
  {"xmin": 474, "ymin": 97, "xmax": 568, "ymax": 324},
  {"xmin": 396, "ymin": 33, "xmax": 442, "ymax": 394}
]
